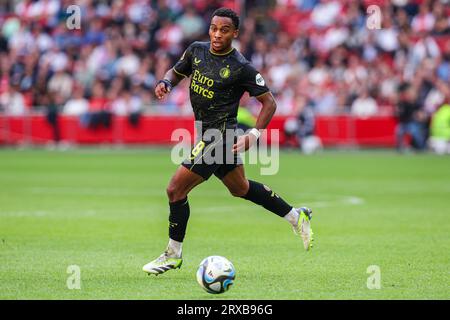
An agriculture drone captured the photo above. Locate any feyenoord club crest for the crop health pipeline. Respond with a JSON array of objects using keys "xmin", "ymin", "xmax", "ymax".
[{"xmin": 220, "ymin": 66, "xmax": 231, "ymax": 79}]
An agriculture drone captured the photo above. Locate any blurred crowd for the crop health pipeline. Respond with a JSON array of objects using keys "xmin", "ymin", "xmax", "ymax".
[{"xmin": 0, "ymin": 0, "xmax": 449, "ymax": 149}]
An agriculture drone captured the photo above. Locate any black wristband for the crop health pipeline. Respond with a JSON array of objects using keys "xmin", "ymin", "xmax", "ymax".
[{"xmin": 157, "ymin": 79, "xmax": 173, "ymax": 91}]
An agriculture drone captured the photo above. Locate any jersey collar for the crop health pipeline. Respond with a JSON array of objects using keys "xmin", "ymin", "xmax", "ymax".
[{"xmin": 209, "ymin": 46, "xmax": 235, "ymax": 56}]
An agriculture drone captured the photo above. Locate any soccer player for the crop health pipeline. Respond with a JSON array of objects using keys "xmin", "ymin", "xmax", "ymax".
[{"xmin": 143, "ymin": 8, "xmax": 313, "ymax": 275}]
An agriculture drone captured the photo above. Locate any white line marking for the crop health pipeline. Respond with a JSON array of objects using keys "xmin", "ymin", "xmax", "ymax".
[{"xmin": 22, "ymin": 187, "xmax": 365, "ymax": 208}]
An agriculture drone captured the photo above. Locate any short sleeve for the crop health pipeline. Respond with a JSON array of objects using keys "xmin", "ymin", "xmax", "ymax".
[
  {"xmin": 173, "ymin": 43, "xmax": 194, "ymax": 78},
  {"xmin": 240, "ymin": 63, "xmax": 270, "ymax": 97}
]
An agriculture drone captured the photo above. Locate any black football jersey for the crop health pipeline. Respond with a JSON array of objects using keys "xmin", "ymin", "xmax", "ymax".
[{"xmin": 173, "ymin": 41, "xmax": 270, "ymax": 132}]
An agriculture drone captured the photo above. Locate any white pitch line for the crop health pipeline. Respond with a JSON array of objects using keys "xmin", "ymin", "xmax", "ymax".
[
  {"xmin": 0, "ymin": 211, "xmax": 49, "ymax": 217},
  {"xmin": 23, "ymin": 187, "xmax": 365, "ymax": 208}
]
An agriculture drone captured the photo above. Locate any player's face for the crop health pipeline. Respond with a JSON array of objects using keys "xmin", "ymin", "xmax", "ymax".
[{"xmin": 209, "ymin": 16, "xmax": 238, "ymax": 53}]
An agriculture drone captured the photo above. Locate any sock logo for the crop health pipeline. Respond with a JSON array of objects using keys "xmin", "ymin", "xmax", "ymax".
[
  {"xmin": 169, "ymin": 222, "xmax": 178, "ymax": 228},
  {"xmin": 263, "ymin": 185, "xmax": 271, "ymax": 192}
]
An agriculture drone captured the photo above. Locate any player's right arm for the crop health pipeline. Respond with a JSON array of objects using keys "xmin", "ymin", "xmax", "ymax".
[
  {"xmin": 155, "ymin": 69, "xmax": 184, "ymax": 100},
  {"xmin": 155, "ymin": 43, "xmax": 195, "ymax": 100}
]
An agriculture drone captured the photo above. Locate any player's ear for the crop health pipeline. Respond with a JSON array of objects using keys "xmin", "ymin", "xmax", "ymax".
[{"xmin": 233, "ymin": 29, "xmax": 239, "ymax": 39}]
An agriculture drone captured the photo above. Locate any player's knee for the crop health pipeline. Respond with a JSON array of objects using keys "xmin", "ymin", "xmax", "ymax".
[
  {"xmin": 229, "ymin": 182, "xmax": 250, "ymax": 198},
  {"xmin": 230, "ymin": 188, "xmax": 248, "ymax": 197},
  {"xmin": 166, "ymin": 185, "xmax": 185, "ymax": 202}
]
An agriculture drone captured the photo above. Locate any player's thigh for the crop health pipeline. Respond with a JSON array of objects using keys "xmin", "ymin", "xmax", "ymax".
[
  {"xmin": 219, "ymin": 165, "xmax": 249, "ymax": 197},
  {"xmin": 167, "ymin": 165, "xmax": 205, "ymax": 199}
]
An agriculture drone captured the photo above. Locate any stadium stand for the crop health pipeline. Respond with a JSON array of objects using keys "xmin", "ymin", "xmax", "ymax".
[{"xmin": 0, "ymin": 0, "xmax": 449, "ymax": 148}]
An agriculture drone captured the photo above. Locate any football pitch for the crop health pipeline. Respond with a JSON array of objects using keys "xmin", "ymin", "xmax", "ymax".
[{"xmin": 0, "ymin": 148, "xmax": 449, "ymax": 300}]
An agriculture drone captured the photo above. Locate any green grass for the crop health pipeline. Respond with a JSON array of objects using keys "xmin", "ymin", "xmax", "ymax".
[{"xmin": 0, "ymin": 148, "xmax": 449, "ymax": 299}]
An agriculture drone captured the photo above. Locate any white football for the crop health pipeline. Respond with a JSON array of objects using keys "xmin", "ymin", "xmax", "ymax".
[{"xmin": 196, "ymin": 256, "xmax": 236, "ymax": 294}]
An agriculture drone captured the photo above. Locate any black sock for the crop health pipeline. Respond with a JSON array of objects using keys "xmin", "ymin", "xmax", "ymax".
[
  {"xmin": 241, "ymin": 180, "xmax": 292, "ymax": 217},
  {"xmin": 168, "ymin": 197, "xmax": 190, "ymax": 242}
]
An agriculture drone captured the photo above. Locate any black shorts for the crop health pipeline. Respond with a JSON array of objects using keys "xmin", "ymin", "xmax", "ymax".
[{"xmin": 182, "ymin": 133, "xmax": 243, "ymax": 180}]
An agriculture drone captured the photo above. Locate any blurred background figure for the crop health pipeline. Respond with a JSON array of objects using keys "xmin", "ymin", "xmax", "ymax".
[
  {"xmin": 111, "ymin": 87, "xmax": 143, "ymax": 128},
  {"xmin": 0, "ymin": 78, "xmax": 25, "ymax": 115},
  {"xmin": 351, "ymin": 86, "xmax": 379, "ymax": 118},
  {"xmin": 80, "ymin": 80, "xmax": 112, "ymax": 130},
  {"xmin": 395, "ymin": 82, "xmax": 427, "ymax": 152},
  {"xmin": 45, "ymin": 91, "xmax": 63, "ymax": 145},
  {"xmin": 429, "ymin": 98, "xmax": 450, "ymax": 155},
  {"xmin": 237, "ymin": 106, "xmax": 256, "ymax": 133},
  {"xmin": 237, "ymin": 93, "xmax": 256, "ymax": 132},
  {"xmin": 284, "ymin": 96, "xmax": 322, "ymax": 154},
  {"xmin": 63, "ymin": 84, "xmax": 89, "ymax": 117}
]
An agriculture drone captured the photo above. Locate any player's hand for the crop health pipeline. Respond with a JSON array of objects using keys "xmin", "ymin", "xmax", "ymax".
[
  {"xmin": 155, "ymin": 82, "xmax": 171, "ymax": 100},
  {"xmin": 232, "ymin": 134, "xmax": 257, "ymax": 153}
]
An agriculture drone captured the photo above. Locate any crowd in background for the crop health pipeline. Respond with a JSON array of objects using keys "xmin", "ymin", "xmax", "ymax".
[{"xmin": 0, "ymin": 0, "xmax": 449, "ymax": 149}]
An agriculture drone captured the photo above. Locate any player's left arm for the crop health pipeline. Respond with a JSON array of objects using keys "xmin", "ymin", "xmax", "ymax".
[
  {"xmin": 232, "ymin": 92, "xmax": 276, "ymax": 153},
  {"xmin": 232, "ymin": 64, "xmax": 275, "ymax": 153},
  {"xmin": 254, "ymin": 92, "xmax": 277, "ymax": 130}
]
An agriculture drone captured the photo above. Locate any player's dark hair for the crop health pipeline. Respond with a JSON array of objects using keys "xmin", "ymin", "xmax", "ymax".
[{"xmin": 211, "ymin": 7, "xmax": 240, "ymax": 30}]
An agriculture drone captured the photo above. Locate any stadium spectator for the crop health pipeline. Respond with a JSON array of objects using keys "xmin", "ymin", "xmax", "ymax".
[
  {"xmin": 176, "ymin": 6, "xmax": 205, "ymax": 41},
  {"xmin": 374, "ymin": 13, "xmax": 399, "ymax": 53},
  {"xmin": 313, "ymin": 84, "xmax": 338, "ymax": 115},
  {"xmin": 284, "ymin": 96, "xmax": 322, "ymax": 153},
  {"xmin": 237, "ymin": 93, "xmax": 256, "ymax": 132},
  {"xmin": 424, "ymin": 79, "xmax": 448, "ymax": 114},
  {"xmin": 436, "ymin": 40, "xmax": 450, "ymax": 82},
  {"xmin": 45, "ymin": 91, "xmax": 63, "ymax": 144},
  {"xmin": 310, "ymin": 0, "xmax": 342, "ymax": 28},
  {"xmin": 80, "ymin": 81, "xmax": 111, "ymax": 129},
  {"xmin": 395, "ymin": 82, "xmax": 427, "ymax": 151},
  {"xmin": 351, "ymin": 87, "xmax": 379, "ymax": 118},
  {"xmin": 0, "ymin": 54, "xmax": 10, "ymax": 95},
  {"xmin": 297, "ymin": 100, "xmax": 316, "ymax": 140},
  {"xmin": 155, "ymin": 18, "xmax": 184, "ymax": 56},
  {"xmin": 115, "ymin": 46, "xmax": 140, "ymax": 77},
  {"xmin": 429, "ymin": 102, "xmax": 450, "ymax": 154},
  {"xmin": 411, "ymin": 2, "xmax": 435, "ymax": 33},
  {"xmin": 47, "ymin": 67, "xmax": 73, "ymax": 100},
  {"xmin": 111, "ymin": 88, "xmax": 143, "ymax": 127},
  {"xmin": 0, "ymin": 78, "xmax": 26, "ymax": 115},
  {"xmin": 432, "ymin": 16, "xmax": 450, "ymax": 36},
  {"xmin": 63, "ymin": 84, "xmax": 89, "ymax": 116}
]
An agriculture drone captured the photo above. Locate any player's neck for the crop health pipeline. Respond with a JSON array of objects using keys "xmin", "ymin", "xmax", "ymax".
[{"xmin": 209, "ymin": 45, "xmax": 234, "ymax": 56}]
